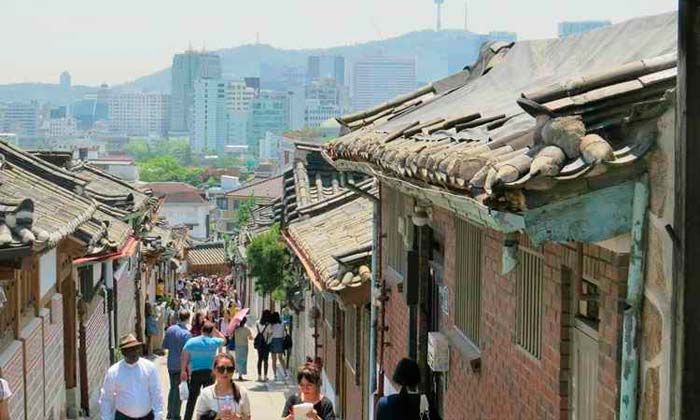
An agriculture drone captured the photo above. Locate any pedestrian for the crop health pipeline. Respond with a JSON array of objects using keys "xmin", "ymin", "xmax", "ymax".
[
  {"xmin": 145, "ymin": 303, "xmax": 158, "ymax": 357},
  {"xmin": 194, "ymin": 353, "xmax": 251, "ymax": 420},
  {"xmin": 0, "ymin": 375, "xmax": 12, "ymax": 419},
  {"xmin": 281, "ymin": 363, "xmax": 336, "ymax": 420},
  {"xmin": 99, "ymin": 333, "xmax": 163, "ymax": 420},
  {"xmin": 255, "ymin": 310, "xmax": 273, "ymax": 382},
  {"xmin": 269, "ymin": 312, "xmax": 286, "ymax": 380},
  {"xmin": 376, "ymin": 358, "xmax": 428, "ymax": 420},
  {"xmin": 162, "ymin": 309, "xmax": 192, "ymax": 420},
  {"xmin": 180, "ymin": 322, "xmax": 227, "ymax": 420},
  {"xmin": 191, "ymin": 312, "xmax": 204, "ymax": 337},
  {"xmin": 208, "ymin": 292, "xmax": 220, "ymax": 320},
  {"xmin": 234, "ymin": 317, "xmax": 253, "ymax": 381}
]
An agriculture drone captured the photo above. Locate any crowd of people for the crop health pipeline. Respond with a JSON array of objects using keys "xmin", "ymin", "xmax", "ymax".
[{"xmin": 95, "ymin": 273, "xmax": 429, "ymax": 420}]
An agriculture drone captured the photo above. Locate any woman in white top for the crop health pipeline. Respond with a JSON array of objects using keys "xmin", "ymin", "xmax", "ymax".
[{"xmin": 194, "ymin": 353, "xmax": 251, "ymax": 420}]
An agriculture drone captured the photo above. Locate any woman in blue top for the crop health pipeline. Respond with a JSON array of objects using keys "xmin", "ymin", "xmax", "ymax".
[{"xmin": 376, "ymin": 358, "xmax": 425, "ymax": 420}]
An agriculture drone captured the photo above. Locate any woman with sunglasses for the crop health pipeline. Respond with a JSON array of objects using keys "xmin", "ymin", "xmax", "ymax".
[
  {"xmin": 194, "ymin": 353, "xmax": 251, "ymax": 420},
  {"xmin": 282, "ymin": 363, "xmax": 335, "ymax": 420}
]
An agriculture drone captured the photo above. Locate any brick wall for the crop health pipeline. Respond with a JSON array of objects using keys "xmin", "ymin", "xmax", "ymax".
[
  {"xmin": 380, "ymin": 201, "xmax": 628, "ymax": 420},
  {"xmin": 84, "ymin": 296, "xmax": 110, "ymax": 415},
  {"xmin": 20, "ymin": 317, "xmax": 44, "ymax": 420},
  {"xmin": 0, "ymin": 340, "xmax": 25, "ymax": 420},
  {"xmin": 44, "ymin": 294, "xmax": 65, "ymax": 419}
]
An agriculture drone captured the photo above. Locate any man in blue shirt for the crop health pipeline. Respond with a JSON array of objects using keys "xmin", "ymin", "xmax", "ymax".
[
  {"xmin": 180, "ymin": 321, "xmax": 226, "ymax": 420},
  {"xmin": 162, "ymin": 310, "xmax": 192, "ymax": 420}
]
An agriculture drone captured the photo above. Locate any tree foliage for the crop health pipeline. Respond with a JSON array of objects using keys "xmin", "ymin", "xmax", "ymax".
[
  {"xmin": 233, "ymin": 197, "xmax": 256, "ymax": 230},
  {"xmin": 246, "ymin": 224, "xmax": 289, "ymax": 297},
  {"xmin": 137, "ymin": 155, "xmax": 204, "ymax": 185},
  {"xmin": 126, "ymin": 138, "xmax": 193, "ymax": 165}
]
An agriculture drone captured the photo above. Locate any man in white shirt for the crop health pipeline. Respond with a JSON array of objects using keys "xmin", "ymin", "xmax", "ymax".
[
  {"xmin": 0, "ymin": 376, "xmax": 12, "ymax": 419},
  {"xmin": 99, "ymin": 333, "xmax": 164, "ymax": 420}
]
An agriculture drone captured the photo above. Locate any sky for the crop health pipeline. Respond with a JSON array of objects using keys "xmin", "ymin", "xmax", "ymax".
[{"xmin": 0, "ymin": 0, "xmax": 677, "ymax": 86}]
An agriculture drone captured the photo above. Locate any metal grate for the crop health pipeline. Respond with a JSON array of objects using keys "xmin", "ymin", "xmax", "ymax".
[
  {"xmin": 454, "ymin": 217, "xmax": 483, "ymax": 345},
  {"xmin": 515, "ymin": 246, "xmax": 544, "ymax": 359},
  {"xmin": 384, "ymin": 187, "xmax": 407, "ymax": 276}
]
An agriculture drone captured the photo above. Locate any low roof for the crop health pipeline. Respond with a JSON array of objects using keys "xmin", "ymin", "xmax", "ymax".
[
  {"xmin": 186, "ymin": 242, "xmax": 227, "ymax": 267},
  {"xmin": 146, "ymin": 182, "xmax": 207, "ymax": 204},
  {"xmin": 286, "ymin": 195, "xmax": 373, "ymax": 289},
  {"xmin": 226, "ymin": 176, "xmax": 283, "ymax": 201}
]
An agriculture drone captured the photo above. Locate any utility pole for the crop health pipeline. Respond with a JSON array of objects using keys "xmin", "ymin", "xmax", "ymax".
[{"xmin": 674, "ymin": 1, "xmax": 700, "ymax": 418}]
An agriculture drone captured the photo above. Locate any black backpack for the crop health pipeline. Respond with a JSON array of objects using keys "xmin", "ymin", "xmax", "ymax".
[{"xmin": 254, "ymin": 325, "xmax": 268, "ymax": 350}]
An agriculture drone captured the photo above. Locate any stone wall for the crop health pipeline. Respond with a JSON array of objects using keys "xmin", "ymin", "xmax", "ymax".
[
  {"xmin": 20, "ymin": 318, "xmax": 44, "ymax": 420},
  {"xmin": 116, "ymin": 263, "xmax": 136, "ymax": 339},
  {"xmin": 0, "ymin": 340, "xmax": 25, "ymax": 419},
  {"xmin": 84, "ymin": 296, "xmax": 110, "ymax": 416},
  {"xmin": 43, "ymin": 294, "xmax": 65, "ymax": 420}
]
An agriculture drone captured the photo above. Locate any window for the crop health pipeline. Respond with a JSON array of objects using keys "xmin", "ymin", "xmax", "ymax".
[
  {"xmin": 384, "ymin": 187, "xmax": 408, "ymax": 276},
  {"xmin": 454, "ymin": 217, "xmax": 483, "ymax": 345},
  {"xmin": 344, "ymin": 307, "xmax": 358, "ymax": 372},
  {"xmin": 515, "ymin": 245, "xmax": 544, "ymax": 358},
  {"xmin": 216, "ymin": 198, "xmax": 228, "ymax": 210},
  {"xmin": 78, "ymin": 265, "xmax": 97, "ymax": 302}
]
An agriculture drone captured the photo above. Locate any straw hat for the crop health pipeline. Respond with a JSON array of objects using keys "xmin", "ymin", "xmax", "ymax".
[{"xmin": 118, "ymin": 333, "xmax": 142, "ymax": 350}]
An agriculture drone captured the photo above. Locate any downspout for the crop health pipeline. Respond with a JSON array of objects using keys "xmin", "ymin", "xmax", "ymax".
[
  {"xmin": 619, "ymin": 174, "xmax": 649, "ymax": 420},
  {"xmin": 368, "ymin": 182, "xmax": 380, "ymax": 418}
]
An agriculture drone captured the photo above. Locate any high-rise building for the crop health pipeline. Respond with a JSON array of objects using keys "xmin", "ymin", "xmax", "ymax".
[
  {"xmin": 304, "ymin": 78, "xmax": 349, "ymax": 127},
  {"xmin": 71, "ymin": 99, "xmax": 109, "ymax": 130},
  {"xmin": 60, "ymin": 71, "xmax": 71, "ymax": 89},
  {"xmin": 225, "ymin": 81, "xmax": 256, "ymax": 146},
  {"xmin": 558, "ymin": 21, "xmax": 611, "ymax": 38},
  {"xmin": 0, "ymin": 102, "xmax": 39, "ymax": 137},
  {"xmin": 352, "ymin": 56, "xmax": 416, "ymax": 111},
  {"xmin": 193, "ymin": 79, "xmax": 227, "ymax": 153},
  {"xmin": 247, "ymin": 90, "xmax": 291, "ymax": 154},
  {"xmin": 307, "ymin": 55, "xmax": 345, "ymax": 85},
  {"xmin": 106, "ymin": 92, "xmax": 170, "ymax": 136},
  {"xmin": 46, "ymin": 117, "xmax": 78, "ymax": 138},
  {"xmin": 169, "ymin": 51, "xmax": 222, "ymax": 133}
]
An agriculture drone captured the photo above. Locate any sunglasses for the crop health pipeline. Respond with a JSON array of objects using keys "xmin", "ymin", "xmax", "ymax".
[{"xmin": 216, "ymin": 365, "xmax": 235, "ymax": 374}]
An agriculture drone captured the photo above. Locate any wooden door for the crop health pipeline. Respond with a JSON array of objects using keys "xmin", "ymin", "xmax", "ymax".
[{"xmin": 571, "ymin": 321, "xmax": 599, "ymax": 420}]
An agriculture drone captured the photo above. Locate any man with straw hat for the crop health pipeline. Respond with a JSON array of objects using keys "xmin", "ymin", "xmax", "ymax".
[{"xmin": 99, "ymin": 333, "xmax": 164, "ymax": 420}]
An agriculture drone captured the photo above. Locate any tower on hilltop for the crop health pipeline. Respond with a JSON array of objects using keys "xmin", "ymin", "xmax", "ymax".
[{"xmin": 435, "ymin": 0, "xmax": 444, "ymax": 31}]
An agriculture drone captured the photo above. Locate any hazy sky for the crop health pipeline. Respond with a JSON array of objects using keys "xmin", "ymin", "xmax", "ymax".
[{"xmin": 0, "ymin": 0, "xmax": 676, "ymax": 85}]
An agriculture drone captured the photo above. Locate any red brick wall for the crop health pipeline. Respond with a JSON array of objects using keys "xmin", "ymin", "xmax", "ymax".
[
  {"xmin": 0, "ymin": 340, "xmax": 25, "ymax": 420},
  {"xmin": 44, "ymin": 294, "xmax": 65, "ymax": 419},
  {"xmin": 380, "ymin": 201, "xmax": 627, "ymax": 420},
  {"xmin": 85, "ymin": 296, "xmax": 110, "ymax": 414},
  {"xmin": 20, "ymin": 317, "xmax": 44, "ymax": 420}
]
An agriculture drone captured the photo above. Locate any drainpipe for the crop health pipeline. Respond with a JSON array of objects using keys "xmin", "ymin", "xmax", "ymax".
[
  {"xmin": 619, "ymin": 175, "xmax": 649, "ymax": 420},
  {"xmin": 368, "ymin": 183, "xmax": 381, "ymax": 418}
]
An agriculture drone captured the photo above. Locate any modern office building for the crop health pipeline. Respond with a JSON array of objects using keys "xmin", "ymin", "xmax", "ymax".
[
  {"xmin": 193, "ymin": 79, "xmax": 227, "ymax": 153},
  {"xmin": 46, "ymin": 117, "xmax": 78, "ymax": 138},
  {"xmin": 60, "ymin": 71, "xmax": 71, "ymax": 89},
  {"xmin": 247, "ymin": 90, "xmax": 291, "ymax": 154},
  {"xmin": 558, "ymin": 20, "xmax": 611, "ymax": 38},
  {"xmin": 169, "ymin": 50, "xmax": 222, "ymax": 133},
  {"xmin": 307, "ymin": 55, "xmax": 345, "ymax": 85},
  {"xmin": 70, "ymin": 99, "xmax": 109, "ymax": 130},
  {"xmin": 352, "ymin": 56, "xmax": 416, "ymax": 111},
  {"xmin": 106, "ymin": 92, "xmax": 170, "ymax": 136},
  {"xmin": 304, "ymin": 78, "xmax": 349, "ymax": 127},
  {"xmin": 0, "ymin": 101, "xmax": 39, "ymax": 137},
  {"xmin": 225, "ymin": 81, "xmax": 256, "ymax": 147}
]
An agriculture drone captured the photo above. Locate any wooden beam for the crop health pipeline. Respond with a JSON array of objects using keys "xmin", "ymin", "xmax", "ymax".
[{"xmin": 675, "ymin": 2, "xmax": 700, "ymax": 418}]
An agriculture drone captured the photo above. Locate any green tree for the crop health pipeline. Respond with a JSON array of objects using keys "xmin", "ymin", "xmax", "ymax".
[
  {"xmin": 233, "ymin": 197, "xmax": 256, "ymax": 230},
  {"xmin": 137, "ymin": 155, "xmax": 204, "ymax": 185},
  {"xmin": 125, "ymin": 138, "xmax": 152, "ymax": 161},
  {"xmin": 246, "ymin": 224, "xmax": 289, "ymax": 298}
]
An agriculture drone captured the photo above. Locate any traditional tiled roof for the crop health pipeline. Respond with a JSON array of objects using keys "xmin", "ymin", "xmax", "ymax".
[
  {"xmin": 0, "ymin": 150, "xmax": 97, "ymax": 250},
  {"xmin": 282, "ymin": 142, "xmax": 369, "ymax": 224},
  {"xmin": 326, "ymin": 13, "xmax": 676, "ymax": 213},
  {"xmin": 226, "ymin": 176, "xmax": 284, "ymax": 202},
  {"xmin": 187, "ymin": 242, "xmax": 227, "ymax": 267},
  {"xmin": 75, "ymin": 209, "xmax": 132, "ymax": 254},
  {"xmin": 286, "ymin": 196, "xmax": 373, "ymax": 289},
  {"xmin": 70, "ymin": 162, "xmax": 154, "ymax": 211},
  {"xmin": 146, "ymin": 182, "xmax": 207, "ymax": 204}
]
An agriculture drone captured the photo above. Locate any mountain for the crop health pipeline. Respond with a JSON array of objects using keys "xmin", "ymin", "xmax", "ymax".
[
  {"xmin": 0, "ymin": 83, "xmax": 99, "ymax": 105},
  {"xmin": 123, "ymin": 29, "xmax": 515, "ymax": 93}
]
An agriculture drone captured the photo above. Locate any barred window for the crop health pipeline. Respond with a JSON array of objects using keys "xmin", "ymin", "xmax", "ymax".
[
  {"xmin": 384, "ymin": 187, "xmax": 408, "ymax": 276},
  {"xmin": 454, "ymin": 217, "xmax": 483, "ymax": 345},
  {"xmin": 515, "ymin": 246, "xmax": 544, "ymax": 358}
]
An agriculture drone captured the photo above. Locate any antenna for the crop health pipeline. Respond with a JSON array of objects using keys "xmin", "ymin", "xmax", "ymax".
[
  {"xmin": 434, "ymin": 0, "xmax": 445, "ymax": 32},
  {"xmin": 464, "ymin": 1, "xmax": 468, "ymax": 32}
]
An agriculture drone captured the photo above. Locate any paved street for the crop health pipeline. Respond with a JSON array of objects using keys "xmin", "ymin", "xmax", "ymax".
[{"xmin": 154, "ymin": 342, "xmax": 296, "ymax": 419}]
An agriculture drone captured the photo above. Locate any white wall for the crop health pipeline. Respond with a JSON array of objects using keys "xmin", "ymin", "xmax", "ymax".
[
  {"xmin": 160, "ymin": 202, "xmax": 210, "ymax": 239},
  {"xmin": 39, "ymin": 248, "xmax": 57, "ymax": 298}
]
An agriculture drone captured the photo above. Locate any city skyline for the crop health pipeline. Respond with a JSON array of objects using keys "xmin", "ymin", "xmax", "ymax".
[{"xmin": 1, "ymin": 0, "xmax": 675, "ymax": 85}]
